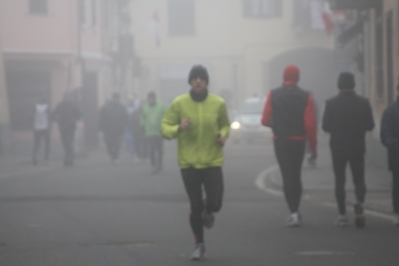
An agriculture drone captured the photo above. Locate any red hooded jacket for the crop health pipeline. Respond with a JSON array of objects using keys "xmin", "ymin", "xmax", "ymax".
[{"xmin": 261, "ymin": 65, "xmax": 317, "ymax": 151}]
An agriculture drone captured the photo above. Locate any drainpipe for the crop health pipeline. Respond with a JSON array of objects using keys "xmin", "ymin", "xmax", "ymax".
[{"xmin": 0, "ymin": 15, "xmax": 10, "ymax": 155}]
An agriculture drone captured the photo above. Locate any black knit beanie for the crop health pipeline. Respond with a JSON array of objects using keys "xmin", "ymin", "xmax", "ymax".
[
  {"xmin": 188, "ymin": 65, "xmax": 209, "ymax": 84},
  {"xmin": 338, "ymin": 72, "xmax": 355, "ymax": 90}
]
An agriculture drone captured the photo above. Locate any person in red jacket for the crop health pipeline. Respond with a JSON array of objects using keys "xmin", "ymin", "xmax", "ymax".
[{"xmin": 261, "ymin": 65, "xmax": 317, "ymax": 227}]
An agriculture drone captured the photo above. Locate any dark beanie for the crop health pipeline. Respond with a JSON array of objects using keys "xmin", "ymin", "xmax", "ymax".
[
  {"xmin": 188, "ymin": 65, "xmax": 209, "ymax": 84},
  {"xmin": 338, "ymin": 72, "xmax": 355, "ymax": 90},
  {"xmin": 283, "ymin": 65, "xmax": 300, "ymax": 85}
]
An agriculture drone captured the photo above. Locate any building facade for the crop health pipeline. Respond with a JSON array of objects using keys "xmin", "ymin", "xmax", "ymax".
[
  {"xmin": 329, "ymin": 0, "xmax": 399, "ymax": 166},
  {"xmin": 129, "ymin": 0, "xmax": 335, "ymax": 109},
  {"xmin": 0, "ymin": 0, "xmax": 132, "ymax": 153}
]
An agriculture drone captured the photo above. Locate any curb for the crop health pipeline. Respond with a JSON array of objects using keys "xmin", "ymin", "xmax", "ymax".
[{"xmin": 256, "ymin": 165, "xmax": 394, "ymax": 217}]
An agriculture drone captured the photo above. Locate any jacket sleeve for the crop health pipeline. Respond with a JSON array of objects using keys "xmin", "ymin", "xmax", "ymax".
[
  {"xmin": 364, "ymin": 99, "xmax": 375, "ymax": 131},
  {"xmin": 261, "ymin": 91, "xmax": 272, "ymax": 127},
  {"xmin": 322, "ymin": 101, "xmax": 332, "ymax": 133},
  {"xmin": 160, "ymin": 101, "xmax": 180, "ymax": 139},
  {"xmin": 140, "ymin": 106, "xmax": 145, "ymax": 127},
  {"xmin": 380, "ymin": 107, "xmax": 399, "ymax": 152},
  {"xmin": 304, "ymin": 93, "xmax": 317, "ymax": 151},
  {"xmin": 218, "ymin": 101, "xmax": 230, "ymax": 139}
]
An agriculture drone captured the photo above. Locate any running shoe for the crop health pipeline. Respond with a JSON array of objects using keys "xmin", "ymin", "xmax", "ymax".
[
  {"xmin": 286, "ymin": 213, "xmax": 301, "ymax": 227},
  {"xmin": 393, "ymin": 214, "xmax": 399, "ymax": 226},
  {"xmin": 202, "ymin": 211, "xmax": 215, "ymax": 229},
  {"xmin": 354, "ymin": 202, "xmax": 365, "ymax": 228},
  {"xmin": 335, "ymin": 215, "xmax": 349, "ymax": 227},
  {"xmin": 190, "ymin": 243, "xmax": 205, "ymax": 261}
]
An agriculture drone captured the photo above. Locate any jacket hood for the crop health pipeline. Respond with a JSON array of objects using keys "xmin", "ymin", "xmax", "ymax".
[{"xmin": 283, "ymin": 65, "xmax": 300, "ymax": 86}]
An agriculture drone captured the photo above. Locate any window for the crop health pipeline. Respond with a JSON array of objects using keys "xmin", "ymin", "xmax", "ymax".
[
  {"xmin": 242, "ymin": 0, "xmax": 282, "ymax": 18},
  {"xmin": 91, "ymin": 0, "xmax": 97, "ymax": 26},
  {"xmin": 293, "ymin": 0, "xmax": 311, "ymax": 28},
  {"xmin": 78, "ymin": 0, "xmax": 86, "ymax": 25},
  {"xmin": 168, "ymin": 0, "xmax": 195, "ymax": 36},
  {"xmin": 375, "ymin": 14, "xmax": 384, "ymax": 99},
  {"xmin": 29, "ymin": 0, "xmax": 47, "ymax": 15}
]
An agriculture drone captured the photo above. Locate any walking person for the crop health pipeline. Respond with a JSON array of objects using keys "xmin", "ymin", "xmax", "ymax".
[
  {"xmin": 99, "ymin": 92, "xmax": 128, "ymax": 164},
  {"xmin": 129, "ymin": 101, "xmax": 147, "ymax": 162},
  {"xmin": 32, "ymin": 97, "xmax": 51, "ymax": 166},
  {"xmin": 261, "ymin": 64, "xmax": 317, "ymax": 227},
  {"xmin": 322, "ymin": 72, "xmax": 374, "ymax": 228},
  {"xmin": 125, "ymin": 94, "xmax": 139, "ymax": 157},
  {"xmin": 53, "ymin": 92, "xmax": 81, "ymax": 167},
  {"xmin": 161, "ymin": 65, "xmax": 230, "ymax": 260},
  {"xmin": 141, "ymin": 91, "xmax": 165, "ymax": 173},
  {"xmin": 380, "ymin": 82, "xmax": 399, "ymax": 226}
]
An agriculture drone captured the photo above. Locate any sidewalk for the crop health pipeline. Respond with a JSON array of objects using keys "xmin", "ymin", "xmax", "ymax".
[{"xmin": 266, "ymin": 134, "xmax": 393, "ymax": 215}]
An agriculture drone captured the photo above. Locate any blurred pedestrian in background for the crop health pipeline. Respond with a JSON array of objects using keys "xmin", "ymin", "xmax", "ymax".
[
  {"xmin": 99, "ymin": 92, "xmax": 128, "ymax": 164},
  {"xmin": 141, "ymin": 91, "xmax": 165, "ymax": 173},
  {"xmin": 161, "ymin": 65, "xmax": 230, "ymax": 260},
  {"xmin": 53, "ymin": 92, "xmax": 81, "ymax": 167},
  {"xmin": 261, "ymin": 64, "xmax": 317, "ymax": 227},
  {"xmin": 32, "ymin": 97, "xmax": 51, "ymax": 166},
  {"xmin": 125, "ymin": 94, "xmax": 139, "ymax": 157},
  {"xmin": 129, "ymin": 100, "xmax": 147, "ymax": 162},
  {"xmin": 307, "ymin": 91, "xmax": 319, "ymax": 168},
  {"xmin": 322, "ymin": 72, "xmax": 374, "ymax": 228},
  {"xmin": 381, "ymin": 82, "xmax": 399, "ymax": 226}
]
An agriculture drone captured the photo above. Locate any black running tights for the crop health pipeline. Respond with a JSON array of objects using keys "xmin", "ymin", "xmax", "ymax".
[
  {"xmin": 332, "ymin": 153, "xmax": 366, "ymax": 215},
  {"xmin": 274, "ymin": 139, "xmax": 306, "ymax": 213},
  {"xmin": 181, "ymin": 167, "xmax": 224, "ymax": 244}
]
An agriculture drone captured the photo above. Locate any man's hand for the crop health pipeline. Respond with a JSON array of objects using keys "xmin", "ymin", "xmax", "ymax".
[
  {"xmin": 179, "ymin": 117, "xmax": 191, "ymax": 132},
  {"xmin": 216, "ymin": 133, "xmax": 225, "ymax": 147},
  {"xmin": 309, "ymin": 150, "xmax": 317, "ymax": 160}
]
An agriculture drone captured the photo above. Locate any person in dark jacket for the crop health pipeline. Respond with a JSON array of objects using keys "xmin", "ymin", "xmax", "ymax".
[
  {"xmin": 99, "ymin": 92, "xmax": 128, "ymax": 163},
  {"xmin": 53, "ymin": 92, "xmax": 81, "ymax": 167},
  {"xmin": 129, "ymin": 101, "xmax": 147, "ymax": 161},
  {"xmin": 322, "ymin": 72, "xmax": 374, "ymax": 228},
  {"xmin": 380, "ymin": 83, "xmax": 399, "ymax": 226},
  {"xmin": 261, "ymin": 65, "xmax": 317, "ymax": 227}
]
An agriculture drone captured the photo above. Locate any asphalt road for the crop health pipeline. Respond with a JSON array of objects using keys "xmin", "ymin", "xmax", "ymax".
[{"xmin": 0, "ymin": 139, "xmax": 398, "ymax": 266}]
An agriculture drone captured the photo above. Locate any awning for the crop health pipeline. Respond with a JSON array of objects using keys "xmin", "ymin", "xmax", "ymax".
[{"xmin": 329, "ymin": 0, "xmax": 382, "ymax": 10}]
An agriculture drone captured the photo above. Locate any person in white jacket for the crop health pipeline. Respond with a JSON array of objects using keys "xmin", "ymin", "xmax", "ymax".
[{"xmin": 32, "ymin": 97, "xmax": 51, "ymax": 165}]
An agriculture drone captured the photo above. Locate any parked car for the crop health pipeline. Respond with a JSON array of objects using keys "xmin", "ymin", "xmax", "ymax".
[{"xmin": 230, "ymin": 97, "xmax": 271, "ymax": 144}]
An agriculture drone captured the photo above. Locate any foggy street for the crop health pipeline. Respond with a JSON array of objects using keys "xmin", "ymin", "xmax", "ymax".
[
  {"xmin": 0, "ymin": 138, "xmax": 398, "ymax": 266},
  {"xmin": 1, "ymin": 0, "xmax": 399, "ymax": 265}
]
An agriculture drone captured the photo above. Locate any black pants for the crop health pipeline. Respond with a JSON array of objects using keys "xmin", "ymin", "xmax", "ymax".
[
  {"xmin": 392, "ymin": 170, "xmax": 399, "ymax": 214},
  {"xmin": 274, "ymin": 139, "xmax": 306, "ymax": 213},
  {"xmin": 104, "ymin": 133, "xmax": 123, "ymax": 160},
  {"xmin": 60, "ymin": 129, "xmax": 75, "ymax": 166},
  {"xmin": 181, "ymin": 167, "xmax": 224, "ymax": 244},
  {"xmin": 332, "ymin": 153, "xmax": 366, "ymax": 215},
  {"xmin": 32, "ymin": 129, "xmax": 50, "ymax": 162},
  {"xmin": 147, "ymin": 136, "xmax": 163, "ymax": 169}
]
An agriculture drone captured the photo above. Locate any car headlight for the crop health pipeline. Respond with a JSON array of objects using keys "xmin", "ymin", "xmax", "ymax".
[{"xmin": 231, "ymin": 121, "xmax": 241, "ymax": 130}]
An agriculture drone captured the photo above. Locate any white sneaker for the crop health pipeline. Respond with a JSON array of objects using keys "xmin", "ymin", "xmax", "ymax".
[
  {"xmin": 393, "ymin": 214, "xmax": 399, "ymax": 226},
  {"xmin": 354, "ymin": 202, "xmax": 365, "ymax": 228},
  {"xmin": 286, "ymin": 213, "xmax": 301, "ymax": 227},
  {"xmin": 190, "ymin": 243, "xmax": 205, "ymax": 261},
  {"xmin": 335, "ymin": 215, "xmax": 349, "ymax": 227}
]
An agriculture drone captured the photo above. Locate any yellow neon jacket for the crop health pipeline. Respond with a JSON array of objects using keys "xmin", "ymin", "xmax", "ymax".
[{"xmin": 161, "ymin": 93, "xmax": 230, "ymax": 169}]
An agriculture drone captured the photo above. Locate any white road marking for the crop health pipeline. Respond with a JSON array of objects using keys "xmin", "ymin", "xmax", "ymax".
[
  {"xmin": 297, "ymin": 251, "xmax": 354, "ymax": 256},
  {"xmin": 322, "ymin": 202, "xmax": 394, "ymax": 221},
  {"xmin": 256, "ymin": 167, "xmax": 395, "ymax": 222},
  {"xmin": 254, "ymin": 165, "xmax": 283, "ymax": 197}
]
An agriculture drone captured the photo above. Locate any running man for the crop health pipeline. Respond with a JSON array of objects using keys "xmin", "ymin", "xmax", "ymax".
[{"xmin": 161, "ymin": 65, "xmax": 230, "ymax": 260}]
